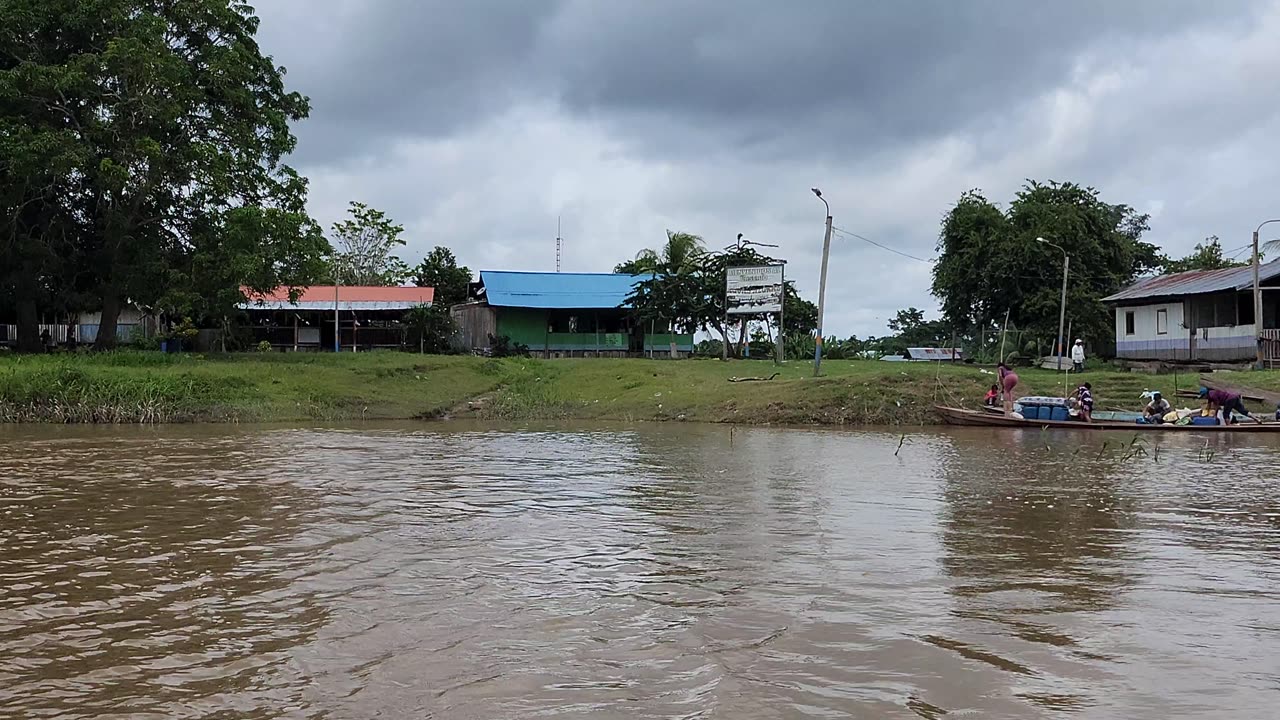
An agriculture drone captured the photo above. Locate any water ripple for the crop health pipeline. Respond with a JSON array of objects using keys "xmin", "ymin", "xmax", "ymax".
[{"xmin": 0, "ymin": 423, "xmax": 1278, "ymax": 718}]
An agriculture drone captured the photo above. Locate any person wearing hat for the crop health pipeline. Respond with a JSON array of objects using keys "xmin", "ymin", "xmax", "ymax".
[
  {"xmin": 1143, "ymin": 391, "xmax": 1172, "ymax": 423},
  {"xmin": 1070, "ymin": 339, "xmax": 1086, "ymax": 373},
  {"xmin": 1199, "ymin": 386, "xmax": 1260, "ymax": 425}
]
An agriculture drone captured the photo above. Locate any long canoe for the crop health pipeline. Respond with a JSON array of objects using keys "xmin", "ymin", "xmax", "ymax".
[{"xmin": 936, "ymin": 405, "xmax": 1280, "ymax": 432}]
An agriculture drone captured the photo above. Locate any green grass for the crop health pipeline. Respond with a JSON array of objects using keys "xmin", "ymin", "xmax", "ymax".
[
  {"xmin": 0, "ymin": 352, "xmax": 505, "ymax": 423},
  {"xmin": 467, "ymin": 357, "xmax": 1212, "ymax": 425},
  {"xmin": 1, "ymin": 351, "xmax": 1276, "ymax": 424}
]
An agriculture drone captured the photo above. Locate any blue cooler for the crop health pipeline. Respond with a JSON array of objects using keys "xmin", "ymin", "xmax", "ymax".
[
  {"xmin": 1191, "ymin": 415, "xmax": 1219, "ymax": 426},
  {"xmin": 1050, "ymin": 406, "xmax": 1069, "ymax": 422},
  {"xmin": 1025, "ymin": 405, "xmax": 1045, "ymax": 420}
]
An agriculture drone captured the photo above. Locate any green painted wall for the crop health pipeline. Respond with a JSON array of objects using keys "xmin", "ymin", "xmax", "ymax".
[
  {"xmin": 495, "ymin": 309, "xmax": 692, "ymax": 353},
  {"xmin": 547, "ymin": 333, "xmax": 627, "ymax": 350},
  {"xmin": 643, "ymin": 333, "xmax": 694, "ymax": 351},
  {"xmin": 495, "ymin": 308, "xmax": 548, "ymax": 347}
]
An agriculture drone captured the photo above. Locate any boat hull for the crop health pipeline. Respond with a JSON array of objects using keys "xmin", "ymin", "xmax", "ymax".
[{"xmin": 935, "ymin": 405, "xmax": 1280, "ymax": 432}]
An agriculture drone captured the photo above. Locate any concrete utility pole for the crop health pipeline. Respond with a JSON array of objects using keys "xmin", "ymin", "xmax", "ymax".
[
  {"xmin": 1038, "ymin": 237, "xmax": 1069, "ymax": 371},
  {"xmin": 811, "ymin": 188, "xmax": 833, "ymax": 377},
  {"xmin": 1253, "ymin": 219, "xmax": 1280, "ymax": 369}
]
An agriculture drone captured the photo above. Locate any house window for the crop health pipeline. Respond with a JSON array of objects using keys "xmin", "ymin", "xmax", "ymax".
[
  {"xmin": 1156, "ymin": 308, "xmax": 1168, "ymax": 335},
  {"xmin": 1238, "ymin": 293, "xmax": 1256, "ymax": 325},
  {"xmin": 1125, "ymin": 311, "xmax": 1136, "ymax": 335}
]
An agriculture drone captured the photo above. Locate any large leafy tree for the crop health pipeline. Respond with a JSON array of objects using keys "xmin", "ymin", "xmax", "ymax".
[
  {"xmin": 2, "ymin": 0, "xmax": 329, "ymax": 349},
  {"xmin": 782, "ymin": 282, "xmax": 817, "ymax": 337},
  {"xmin": 329, "ymin": 201, "xmax": 407, "ymax": 286},
  {"xmin": 412, "ymin": 246, "xmax": 471, "ymax": 306},
  {"xmin": 880, "ymin": 307, "xmax": 952, "ymax": 355},
  {"xmin": 2, "ymin": 0, "xmax": 100, "ymax": 350},
  {"xmin": 623, "ymin": 240, "xmax": 809, "ymax": 357},
  {"xmin": 1159, "ymin": 236, "xmax": 1243, "ymax": 274},
  {"xmin": 932, "ymin": 181, "xmax": 1160, "ymax": 351}
]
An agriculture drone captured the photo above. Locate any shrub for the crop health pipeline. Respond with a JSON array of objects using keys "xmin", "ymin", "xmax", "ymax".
[{"xmin": 487, "ymin": 334, "xmax": 529, "ymax": 358}]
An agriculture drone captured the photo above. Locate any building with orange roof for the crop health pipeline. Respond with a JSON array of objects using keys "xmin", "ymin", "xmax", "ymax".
[{"xmin": 238, "ymin": 285, "xmax": 434, "ymax": 351}]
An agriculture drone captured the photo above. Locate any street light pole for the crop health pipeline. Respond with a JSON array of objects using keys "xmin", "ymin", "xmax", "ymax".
[
  {"xmin": 1253, "ymin": 219, "xmax": 1280, "ymax": 369},
  {"xmin": 811, "ymin": 188, "xmax": 832, "ymax": 377},
  {"xmin": 1038, "ymin": 237, "xmax": 1069, "ymax": 371}
]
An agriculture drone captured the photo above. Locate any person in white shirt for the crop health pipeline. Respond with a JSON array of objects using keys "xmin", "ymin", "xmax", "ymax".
[
  {"xmin": 1071, "ymin": 339, "xmax": 1085, "ymax": 373},
  {"xmin": 1144, "ymin": 392, "xmax": 1172, "ymax": 423}
]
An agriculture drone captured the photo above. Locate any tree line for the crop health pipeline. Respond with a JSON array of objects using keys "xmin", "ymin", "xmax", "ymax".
[
  {"xmin": 615, "ymin": 231, "xmax": 819, "ymax": 358},
  {"xmin": 5, "ymin": 3, "xmax": 1232, "ymax": 360},
  {"xmin": 614, "ymin": 176, "xmax": 1239, "ymax": 364},
  {"xmin": 2, "ymin": 0, "xmax": 326, "ymax": 351},
  {"xmin": 0, "ymin": 0, "xmax": 477, "ymax": 353},
  {"xmin": 922, "ymin": 180, "xmax": 1240, "ymax": 361}
]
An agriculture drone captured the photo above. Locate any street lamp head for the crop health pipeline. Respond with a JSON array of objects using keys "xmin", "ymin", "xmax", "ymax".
[
  {"xmin": 737, "ymin": 233, "xmax": 744, "ymax": 241},
  {"xmin": 1036, "ymin": 237, "xmax": 1047, "ymax": 244},
  {"xmin": 811, "ymin": 188, "xmax": 822, "ymax": 198}
]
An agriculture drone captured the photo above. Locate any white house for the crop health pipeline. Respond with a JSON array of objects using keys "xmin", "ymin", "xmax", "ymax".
[{"xmin": 1102, "ymin": 260, "xmax": 1280, "ymax": 362}]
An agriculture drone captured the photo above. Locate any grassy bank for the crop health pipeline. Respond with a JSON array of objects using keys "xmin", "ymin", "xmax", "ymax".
[
  {"xmin": 1, "ymin": 351, "xmax": 1276, "ymax": 424},
  {"xmin": 0, "ymin": 352, "xmax": 504, "ymax": 423}
]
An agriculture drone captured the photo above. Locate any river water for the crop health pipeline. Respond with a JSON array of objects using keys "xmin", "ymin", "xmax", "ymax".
[{"xmin": 1, "ymin": 423, "xmax": 1278, "ymax": 719}]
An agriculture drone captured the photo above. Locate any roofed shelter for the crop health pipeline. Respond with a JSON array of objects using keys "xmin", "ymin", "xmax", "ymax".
[
  {"xmin": 452, "ymin": 271, "xmax": 693, "ymax": 358},
  {"xmin": 1102, "ymin": 260, "xmax": 1280, "ymax": 363},
  {"xmin": 239, "ymin": 286, "xmax": 434, "ymax": 351}
]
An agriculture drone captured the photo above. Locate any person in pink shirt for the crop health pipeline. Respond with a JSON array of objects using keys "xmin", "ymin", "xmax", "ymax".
[{"xmin": 997, "ymin": 363, "xmax": 1019, "ymax": 416}]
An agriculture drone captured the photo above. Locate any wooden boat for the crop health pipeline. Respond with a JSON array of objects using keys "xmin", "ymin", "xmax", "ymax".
[{"xmin": 936, "ymin": 405, "xmax": 1280, "ymax": 432}]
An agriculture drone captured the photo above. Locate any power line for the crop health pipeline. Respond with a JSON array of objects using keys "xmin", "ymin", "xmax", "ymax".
[
  {"xmin": 1224, "ymin": 243, "xmax": 1252, "ymax": 260},
  {"xmin": 831, "ymin": 226, "xmax": 934, "ymax": 263}
]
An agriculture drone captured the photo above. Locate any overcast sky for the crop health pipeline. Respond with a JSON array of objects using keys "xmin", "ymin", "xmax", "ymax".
[{"xmin": 254, "ymin": 0, "xmax": 1279, "ymax": 337}]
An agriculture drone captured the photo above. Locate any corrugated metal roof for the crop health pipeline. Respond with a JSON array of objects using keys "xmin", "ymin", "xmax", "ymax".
[
  {"xmin": 478, "ymin": 271, "xmax": 643, "ymax": 309},
  {"xmin": 238, "ymin": 286, "xmax": 434, "ymax": 311},
  {"xmin": 905, "ymin": 347, "xmax": 965, "ymax": 361},
  {"xmin": 1102, "ymin": 260, "xmax": 1280, "ymax": 303}
]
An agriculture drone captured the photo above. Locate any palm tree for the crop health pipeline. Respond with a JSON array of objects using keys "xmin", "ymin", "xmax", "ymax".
[{"xmin": 615, "ymin": 231, "xmax": 706, "ymax": 275}]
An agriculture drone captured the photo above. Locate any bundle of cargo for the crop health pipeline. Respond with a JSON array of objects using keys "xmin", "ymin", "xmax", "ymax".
[{"xmin": 1014, "ymin": 396, "xmax": 1071, "ymax": 422}]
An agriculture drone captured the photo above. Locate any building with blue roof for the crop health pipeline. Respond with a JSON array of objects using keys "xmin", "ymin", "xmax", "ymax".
[{"xmin": 450, "ymin": 271, "xmax": 694, "ymax": 357}]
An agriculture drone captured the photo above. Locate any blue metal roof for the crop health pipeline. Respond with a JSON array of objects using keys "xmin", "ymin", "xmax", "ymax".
[{"xmin": 478, "ymin": 271, "xmax": 644, "ymax": 309}]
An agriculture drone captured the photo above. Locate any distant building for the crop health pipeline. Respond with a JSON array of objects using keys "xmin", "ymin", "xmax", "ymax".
[
  {"xmin": 1102, "ymin": 261, "xmax": 1280, "ymax": 362},
  {"xmin": 239, "ymin": 285, "xmax": 434, "ymax": 351},
  {"xmin": 1, "ymin": 306, "xmax": 156, "ymax": 348},
  {"xmin": 881, "ymin": 348, "xmax": 966, "ymax": 362},
  {"xmin": 451, "ymin": 271, "xmax": 693, "ymax": 358}
]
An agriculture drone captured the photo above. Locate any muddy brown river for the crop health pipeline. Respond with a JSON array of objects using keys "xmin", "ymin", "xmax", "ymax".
[{"xmin": 1, "ymin": 423, "xmax": 1278, "ymax": 719}]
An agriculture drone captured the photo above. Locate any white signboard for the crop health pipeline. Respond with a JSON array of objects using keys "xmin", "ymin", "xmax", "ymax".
[{"xmin": 726, "ymin": 265, "xmax": 784, "ymax": 315}]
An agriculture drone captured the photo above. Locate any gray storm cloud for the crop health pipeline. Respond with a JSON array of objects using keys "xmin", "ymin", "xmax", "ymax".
[{"xmin": 254, "ymin": 0, "xmax": 1278, "ymax": 337}]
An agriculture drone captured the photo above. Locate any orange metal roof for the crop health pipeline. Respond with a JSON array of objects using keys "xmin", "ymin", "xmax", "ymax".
[
  {"xmin": 239, "ymin": 286, "xmax": 434, "ymax": 310},
  {"xmin": 245, "ymin": 286, "xmax": 434, "ymax": 303}
]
